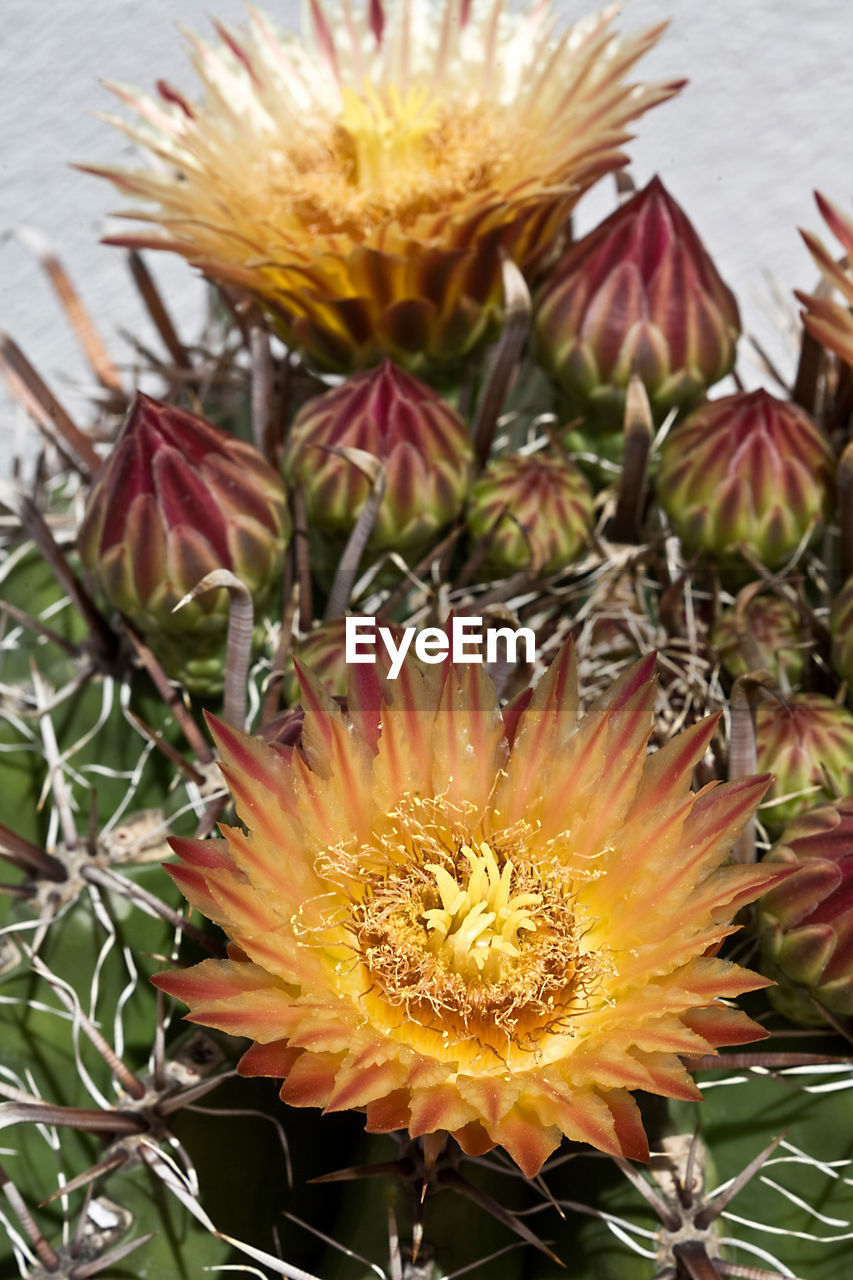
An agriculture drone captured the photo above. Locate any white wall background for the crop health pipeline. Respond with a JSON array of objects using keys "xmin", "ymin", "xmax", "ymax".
[{"xmin": 2, "ymin": 0, "xmax": 853, "ymax": 458}]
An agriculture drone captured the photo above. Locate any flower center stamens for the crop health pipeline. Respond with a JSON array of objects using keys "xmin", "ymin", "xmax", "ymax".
[
  {"xmin": 423, "ymin": 842, "xmax": 542, "ymax": 982},
  {"xmin": 339, "ymin": 83, "xmax": 440, "ymax": 192}
]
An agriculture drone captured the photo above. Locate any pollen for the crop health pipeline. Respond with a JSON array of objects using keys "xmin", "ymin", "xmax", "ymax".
[
  {"xmin": 345, "ymin": 820, "xmax": 598, "ymax": 1055},
  {"xmin": 423, "ymin": 841, "xmax": 542, "ymax": 982},
  {"xmin": 296, "ymin": 86, "xmax": 513, "ymax": 235}
]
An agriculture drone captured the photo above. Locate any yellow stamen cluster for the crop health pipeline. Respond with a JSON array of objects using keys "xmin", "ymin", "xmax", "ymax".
[
  {"xmin": 423, "ymin": 842, "xmax": 542, "ymax": 982},
  {"xmin": 344, "ymin": 816, "xmax": 596, "ymax": 1056}
]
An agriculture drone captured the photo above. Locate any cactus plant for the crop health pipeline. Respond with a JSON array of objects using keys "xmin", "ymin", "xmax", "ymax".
[{"xmin": 5, "ymin": 3, "xmax": 853, "ymax": 1278}]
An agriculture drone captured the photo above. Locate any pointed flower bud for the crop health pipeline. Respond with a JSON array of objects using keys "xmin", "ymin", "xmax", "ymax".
[
  {"xmin": 534, "ymin": 176, "xmax": 740, "ymax": 430},
  {"xmin": 464, "ymin": 450, "xmax": 594, "ymax": 576},
  {"xmin": 759, "ymin": 798, "xmax": 853, "ymax": 1025},
  {"xmin": 711, "ymin": 595, "xmax": 806, "ymax": 687},
  {"xmin": 281, "ymin": 361, "xmax": 473, "ymax": 565},
  {"xmin": 754, "ymin": 693, "xmax": 853, "ymax": 833},
  {"xmin": 656, "ymin": 390, "xmax": 835, "ymax": 570},
  {"xmin": 78, "ymin": 393, "xmax": 289, "ymax": 690}
]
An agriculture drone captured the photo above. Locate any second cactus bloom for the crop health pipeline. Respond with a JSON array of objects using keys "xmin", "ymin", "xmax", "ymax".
[
  {"xmin": 78, "ymin": 393, "xmax": 290, "ymax": 691},
  {"xmin": 282, "ymin": 361, "xmax": 473, "ymax": 570},
  {"xmin": 465, "ymin": 450, "xmax": 595, "ymax": 577},
  {"xmin": 656, "ymin": 390, "xmax": 835, "ymax": 571},
  {"xmin": 534, "ymin": 176, "xmax": 740, "ymax": 431}
]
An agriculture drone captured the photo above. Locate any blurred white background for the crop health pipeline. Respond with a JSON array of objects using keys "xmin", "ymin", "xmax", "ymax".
[{"xmin": 2, "ymin": 0, "xmax": 853, "ymax": 457}]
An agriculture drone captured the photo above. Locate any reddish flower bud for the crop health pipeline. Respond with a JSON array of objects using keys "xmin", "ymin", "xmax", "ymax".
[
  {"xmin": 534, "ymin": 176, "xmax": 740, "ymax": 430},
  {"xmin": 711, "ymin": 595, "xmax": 806, "ymax": 687},
  {"xmin": 754, "ymin": 693, "xmax": 853, "ymax": 833},
  {"xmin": 465, "ymin": 450, "xmax": 594, "ymax": 577},
  {"xmin": 759, "ymin": 798, "xmax": 853, "ymax": 1025},
  {"xmin": 78, "ymin": 393, "xmax": 289, "ymax": 690},
  {"xmin": 281, "ymin": 361, "xmax": 473, "ymax": 566},
  {"xmin": 656, "ymin": 390, "xmax": 835, "ymax": 570}
]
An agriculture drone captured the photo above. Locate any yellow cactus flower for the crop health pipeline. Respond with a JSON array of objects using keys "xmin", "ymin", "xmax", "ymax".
[
  {"xmin": 155, "ymin": 648, "xmax": 785, "ymax": 1176},
  {"xmin": 87, "ymin": 0, "xmax": 683, "ymax": 372}
]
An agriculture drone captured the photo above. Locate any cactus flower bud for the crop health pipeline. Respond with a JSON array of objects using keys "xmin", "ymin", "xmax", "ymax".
[
  {"xmin": 711, "ymin": 595, "xmax": 806, "ymax": 687},
  {"xmin": 78, "ymin": 393, "xmax": 290, "ymax": 691},
  {"xmin": 656, "ymin": 390, "xmax": 835, "ymax": 571},
  {"xmin": 281, "ymin": 361, "xmax": 473, "ymax": 567},
  {"xmin": 281, "ymin": 617, "xmax": 406, "ymax": 705},
  {"xmin": 464, "ymin": 450, "xmax": 594, "ymax": 577},
  {"xmin": 534, "ymin": 176, "xmax": 740, "ymax": 430},
  {"xmin": 754, "ymin": 693, "xmax": 853, "ymax": 833},
  {"xmin": 758, "ymin": 797, "xmax": 853, "ymax": 1025}
]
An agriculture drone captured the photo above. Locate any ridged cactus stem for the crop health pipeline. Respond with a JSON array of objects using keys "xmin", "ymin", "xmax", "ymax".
[
  {"xmin": 79, "ymin": 860, "xmax": 223, "ymax": 956},
  {"xmin": 472, "ymin": 258, "xmax": 531, "ymax": 468},
  {"xmin": 728, "ymin": 671, "xmax": 776, "ymax": 864},
  {"xmin": 324, "ymin": 455, "xmax": 386, "ymax": 620},
  {"xmin": 32, "ymin": 668, "xmax": 79, "ymax": 853},
  {"xmin": 175, "ymin": 569, "xmax": 254, "ymax": 730},
  {"xmin": 126, "ymin": 250, "xmax": 192, "ymax": 370},
  {"xmin": 0, "ymin": 330, "xmax": 101, "ymax": 476},
  {"xmin": 610, "ymin": 374, "xmax": 653, "ymax": 543},
  {"xmin": 837, "ymin": 440, "xmax": 853, "ymax": 582},
  {"xmin": 30, "ymin": 953, "xmax": 147, "ymax": 1100},
  {"xmin": 125, "ymin": 709, "xmax": 207, "ymax": 787}
]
